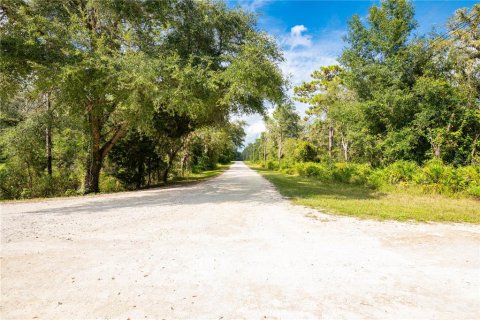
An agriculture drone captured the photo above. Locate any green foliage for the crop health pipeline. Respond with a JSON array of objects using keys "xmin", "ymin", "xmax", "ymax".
[
  {"xmin": 240, "ymin": 0, "xmax": 480, "ymax": 214},
  {"xmin": 259, "ymin": 159, "xmax": 479, "ymax": 199},
  {"xmin": 1, "ymin": 0, "xmax": 278, "ymax": 199},
  {"xmin": 0, "ymin": 106, "xmax": 85, "ymax": 199},
  {"xmin": 383, "ymin": 160, "xmax": 419, "ymax": 184},
  {"xmin": 293, "ymin": 141, "xmax": 317, "ymax": 162},
  {"xmin": 98, "ymin": 173, "xmax": 124, "ymax": 194},
  {"xmin": 266, "ymin": 160, "xmax": 278, "ymax": 171},
  {"xmin": 108, "ymin": 131, "xmax": 159, "ymax": 189},
  {"xmin": 286, "ymin": 1, "xmax": 479, "ymax": 167},
  {"xmin": 300, "ymin": 163, "xmax": 331, "ymax": 181}
]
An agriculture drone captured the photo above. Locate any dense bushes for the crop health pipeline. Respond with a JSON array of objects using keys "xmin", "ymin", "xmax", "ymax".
[
  {"xmin": 293, "ymin": 141, "xmax": 317, "ymax": 162},
  {"xmin": 0, "ymin": 165, "xmax": 82, "ymax": 199},
  {"xmin": 258, "ymin": 160, "xmax": 480, "ymax": 198}
]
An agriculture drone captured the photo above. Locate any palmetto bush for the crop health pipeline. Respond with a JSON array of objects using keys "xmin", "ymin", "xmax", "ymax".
[{"xmin": 263, "ymin": 159, "xmax": 480, "ymax": 198}]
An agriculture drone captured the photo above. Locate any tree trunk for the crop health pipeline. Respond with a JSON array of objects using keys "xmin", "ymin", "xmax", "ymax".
[
  {"xmin": 471, "ymin": 133, "xmax": 479, "ymax": 162},
  {"xmin": 180, "ymin": 136, "xmax": 191, "ymax": 176},
  {"xmin": 277, "ymin": 132, "xmax": 283, "ymax": 168},
  {"xmin": 162, "ymin": 149, "xmax": 176, "ymax": 184},
  {"xmin": 26, "ymin": 161, "xmax": 33, "ymax": 192},
  {"xmin": 137, "ymin": 161, "xmax": 144, "ymax": 189},
  {"xmin": 84, "ymin": 111, "xmax": 102, "ymax": 194},
  {"xmin": 180, "ymin": 153, "xmax": 188, "ymax": 177},
  {"xmin": 46, "ymin": 93, "xmax": 52, "ymax": 176},
  {"xmin": 147, "ymin": 158, "xmax": 151, "ymax": 186},
  {"xmin": 341, "ymin": 135, "xmax": 349, "ymax": 162},
  {"xmin": 84, "ymin": 111, "xmax": 127, "ymax": 194},
  {"xmin": 84, "ymin": 155, "xmax": 102, "ymax": 194},
  {"xmin": 263, "ymin": 135, "xmax": 267, "ymax": 166},
  {"xmin": 162, "ymin": 156, "xmax": 172, "ymax": 184},
  {"xmin": 434, "ymin": 145, "xmax": 441, "ymax": 159},
  {"xmin": 162, "ymin": 166, "xmax": 169, "ymax": 184},
  {"xmin": 328, "ymin": 125, "xmax": 334, "ymax": 158}
]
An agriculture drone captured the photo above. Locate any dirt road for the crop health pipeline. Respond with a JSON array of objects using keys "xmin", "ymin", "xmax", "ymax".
[{"xmin": 1, "ymin": 161, "xmax": 479, "ymax": 319}]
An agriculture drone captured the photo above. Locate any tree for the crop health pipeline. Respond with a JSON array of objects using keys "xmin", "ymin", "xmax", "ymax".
[
  {"xmin": 295, "ymin": 65, "xmax": 361, "ymax": 161},
  {"xmin": 296, "ymin": 65, "xmax": 338, "ymax": 158},
  {"xmin": 267, "ymin": 103, "xmax": 300, "ymax": 167},
  {"xmin": 337, "ymin": 0, "xmax": 468, "ymax": 165},
  {"xmin": 108, "ymin": 131, "xmax": 158, "ymax": 189},
  {"xmin": 446, "ymin": 4, "xmax": 480, "ymax": 164},
  {"xmin": 150, "ymin": 109, "xmax": 195, "ymax": 183},
  {"xmin": 243, "ymin": 0, "xmax": 478, "ymax": 171},
  {"xmin": 1, "ymin": 0, "xmax": 285, "ymax": 194}
]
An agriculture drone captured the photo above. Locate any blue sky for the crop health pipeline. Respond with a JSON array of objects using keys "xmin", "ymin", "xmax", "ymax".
[{"xmin": 226, "ymin": 0, "xmax": 477, "ymax": 145}]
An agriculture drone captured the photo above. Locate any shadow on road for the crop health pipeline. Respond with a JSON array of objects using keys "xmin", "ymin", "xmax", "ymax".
[{"xmin": 17, "ymin": 163, "xmax": 281, "ymax": 216}]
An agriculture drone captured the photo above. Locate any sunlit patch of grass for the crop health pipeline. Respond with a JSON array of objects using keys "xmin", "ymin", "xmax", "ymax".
[{"xmin": 252, "ymin": 166, "xmax": 480, "ymax": 224}]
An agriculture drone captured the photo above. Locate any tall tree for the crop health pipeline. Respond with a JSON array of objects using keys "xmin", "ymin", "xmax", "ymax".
[
  {"xmin": 446, "ymin": 4, "xmax": 480, "ymax": 163},
  {"xmin": 295, "ymin": 65, "xmax": 347, "ymax": 159},
  {"xmin": 1, "ymin": 0, "xmax": 285, "ymax": 194},
  {"xmin": 267, "ymin": 103, "xmax": 300, "ymax": 167}
]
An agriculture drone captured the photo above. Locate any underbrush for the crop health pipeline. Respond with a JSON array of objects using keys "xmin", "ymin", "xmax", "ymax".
[
  {"xmin": 1, "ymin": 162, "xmax": 231, "ymax": 200},
  {"xmin": 251, "ymin": 159, "xmax": 480, "ymax": 199}
]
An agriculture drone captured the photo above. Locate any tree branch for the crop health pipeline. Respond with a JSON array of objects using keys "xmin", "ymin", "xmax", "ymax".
[{"xmin": 100, "ymin": 122, "xmax": 128, "ymax": 159}]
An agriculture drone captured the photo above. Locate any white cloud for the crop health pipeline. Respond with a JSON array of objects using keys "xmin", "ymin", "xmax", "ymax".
[
  {"xmin": 234, "ymin": 113, "xmax": 265, "ymax": 146},
  {"xmin": 241, "ymin": 28, "xmax": 345, "ymax": 145},
  {"xmin": 235, "ymin": 20, "xmax": 346, "ymax": 145},
  {"xmin": 245, "ymin": 116, "xmax": 266, "ymax": 141},
  {"xmin": 285, "ymin": 25, "xmax": 312, "ymax": 49},
  {"xmin": 281, "ymin": 29, "xmax": 344, "ymax": 116}
]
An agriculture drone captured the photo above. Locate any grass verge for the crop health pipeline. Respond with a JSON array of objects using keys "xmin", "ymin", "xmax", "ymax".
[{"xmin": 250, "ymin": 165, "xmax": 480, "ymax": 224}]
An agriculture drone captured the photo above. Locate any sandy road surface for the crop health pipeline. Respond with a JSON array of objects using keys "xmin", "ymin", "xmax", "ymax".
[{"xmin": 1, "ymin": 161, "xmax": 479, "ymax": 319}]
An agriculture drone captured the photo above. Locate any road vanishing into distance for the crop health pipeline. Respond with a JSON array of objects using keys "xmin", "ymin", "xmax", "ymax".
[{"xmin": 2, "ymin": 162, "xmax": 479, "ymax": 319}]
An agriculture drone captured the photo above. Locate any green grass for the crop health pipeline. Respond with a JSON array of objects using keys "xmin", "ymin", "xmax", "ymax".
[{"xmin": 251, "ymin": 165, "xmax": 480, "ymax": 224}]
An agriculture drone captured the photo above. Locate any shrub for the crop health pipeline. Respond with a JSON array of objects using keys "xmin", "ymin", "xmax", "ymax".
[
  {"xmin": 0, "ymin": 165, "xmax": 24, "ymax": 199},
  {"xmin": 417, "ymin": 159, "xmax": 451, "ymax": 184},
  {"xmin": 331, "ymin": 163, "xmax": 373, "ymax": 185},
  {"xmin": 384, "ymin": 161, "xmax": 419, "ymax": 184},
  {"xmin": 259, "ymin": 157, "xmax": 479, "ymax": 198},
  {"xmin": 296, "ymin": 162, "xmax": 331, "ymax": 181},
  {"xmin": 99, "ymin": 173, "xmax": 124, "ymax": 193},
  {"xmin": 280, "ymin": 159, "xmax": 295, "ymax": 170},
  {"xmin": 293, "ymin": 162, "xmax": 306, "ymax": 176},
  {"xmin": 332, "ymin": 163, "xmax": 356, "ymax": 183},
  {"xmin": 454, "ymin": 166, "xmax": 480, "ymax": 191},
  {"xmin": 294, "ymin": 141, "xmax": 317, "ymax": 162},
  {"xmin": 280, "ymin": 167, "xmax": 296, "ymax": 175},
  {"xmin": 366, "ymin": 170, "xmax": 385, "ymax": 189},
  {"xmin": 306, "ymin": 163, "xmax": 326, "ymax": 179},
  {"xmin": 350, "ymin": 163, "xmax": 373, "ymax": 185},
  {"xmin": 64, "ymin": 189, "xmax": 80, "ymax": 197},
  {"xmin": 408, "ymin": 160, "xmax": 480, "ymax": 195},
  {"xmin": 266, "ymin": 160, "xmax": 278, "ymax": 171},
  {"xmin": 304, "ymin": 163, "xmax": 321, "ymax": 177},
  {"xmin": 467, "ymin": 185, "xmax": 480, "ymax": 198},
  {"xmin": 410, "ymin": 160, "xmax": 454, "ymax": 194}
]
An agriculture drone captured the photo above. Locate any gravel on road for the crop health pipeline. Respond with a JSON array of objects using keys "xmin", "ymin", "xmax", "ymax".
[{"xmin": 1, "ymin": 161, "xmax": 479, "ymax": 319}]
